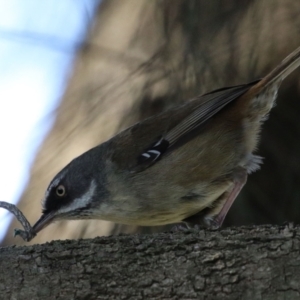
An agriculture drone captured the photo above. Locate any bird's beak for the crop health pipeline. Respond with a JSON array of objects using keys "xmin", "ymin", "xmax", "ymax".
[{"xmin": 32, "ymin": 211, "xmax": 56, "ymax": 234}]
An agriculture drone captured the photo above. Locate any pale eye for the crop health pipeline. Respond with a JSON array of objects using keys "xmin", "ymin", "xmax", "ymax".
[{"xmin": 56, "ymin": 185, "xmax": 66, "ymax": 197}]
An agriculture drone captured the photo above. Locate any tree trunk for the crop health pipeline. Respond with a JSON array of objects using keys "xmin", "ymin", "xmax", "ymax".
[{"xmin": 0, "ymin": 225, "xmax": 299, "ymax": 299}]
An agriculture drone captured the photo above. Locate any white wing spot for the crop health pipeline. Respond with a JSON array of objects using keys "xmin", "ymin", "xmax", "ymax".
[
  {"xmin": 148, "ymin": 150, "xmax": 161, "ymax": 156},
  {"xmin": 153, "ymin": 138, "xmax": 163, "ymax": 147}
]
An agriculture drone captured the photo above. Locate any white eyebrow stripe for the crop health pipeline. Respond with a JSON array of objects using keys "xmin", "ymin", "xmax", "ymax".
[
  {"xmin": 48, "ymin": 169, "xmax": 68, "ymax": 190},
  {"xmin": 57, "ymin": 179, "xmax": 97, "ymax": 214},
  {"xmin": 49, "ymin": 178, "xmax": 60, "ymax": 190},
  {"xmin": 142, "ymin": 153, "xmax": 151, "ymax": 158}
]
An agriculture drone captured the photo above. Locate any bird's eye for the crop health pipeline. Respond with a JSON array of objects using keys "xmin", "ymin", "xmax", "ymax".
[{"xmin": 56, "ymin": 185, "xmax": 66, "ymax": 197}]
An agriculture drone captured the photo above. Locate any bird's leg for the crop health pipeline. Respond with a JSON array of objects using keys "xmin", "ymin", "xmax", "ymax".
[
  {"xmin": 183, "ymin": 169, "xmax": 247, "ymax": 229},
  {"xmin": 204, "ymin": 169, "xmax": 248, "ymax": 228}
]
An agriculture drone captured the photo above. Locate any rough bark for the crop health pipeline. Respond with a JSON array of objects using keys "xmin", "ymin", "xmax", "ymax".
[
  {"xmin": 3, "ymin": 0, "xmax": 300, "ymax": 246},
  {"xmin": 0, "ymin": 224, "xmax": 299, "ymax": 299}
]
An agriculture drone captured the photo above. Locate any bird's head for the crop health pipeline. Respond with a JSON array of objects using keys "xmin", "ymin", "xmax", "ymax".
[{"xmin": 32, "ymin": 147, "xmax": 108, "ymax": 234}]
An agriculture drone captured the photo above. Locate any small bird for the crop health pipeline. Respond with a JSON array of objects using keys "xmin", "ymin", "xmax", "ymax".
[{"xmin": 33, "ymin": 47, "xmax": 300, "ymax": 236}]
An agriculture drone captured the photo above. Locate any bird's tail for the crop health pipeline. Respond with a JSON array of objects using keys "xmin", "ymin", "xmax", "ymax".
[
  {"xmin": 238, "ymin": 46, "xmax": 300, "ymax": 118},
  {"xmin": 258, "ymin": 46, "xmax": 300, "ymax": 88}
]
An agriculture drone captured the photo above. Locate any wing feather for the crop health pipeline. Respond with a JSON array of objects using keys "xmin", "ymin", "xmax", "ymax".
[
  {"xmin": 165, "ymin": 83, "xmax": 255, "ymax": 145},
  {"xmin": 134, "ymin": 81, "xmax": 258, "ymax": 171}
]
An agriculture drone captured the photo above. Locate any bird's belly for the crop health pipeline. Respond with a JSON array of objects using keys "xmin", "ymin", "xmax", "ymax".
[{"xmin": 96, "ymin": 182, "xmax": 229, "ymax": 226}]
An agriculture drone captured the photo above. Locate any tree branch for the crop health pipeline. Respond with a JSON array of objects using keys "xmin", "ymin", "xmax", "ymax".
[{"xmin": 0, "ymin": 224, "xmax": 299, "ymax": 299}]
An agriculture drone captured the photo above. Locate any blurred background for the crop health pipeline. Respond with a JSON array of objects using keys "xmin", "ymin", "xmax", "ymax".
[{"xmin": 1, "ymin": 0, "xmax": 300, "ymax": 246}]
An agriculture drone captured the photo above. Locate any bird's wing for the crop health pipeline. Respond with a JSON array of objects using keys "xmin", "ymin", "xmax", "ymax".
[{"xmin": 133, "ymin": 81, "xmax": 259, "ymax": 172}]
